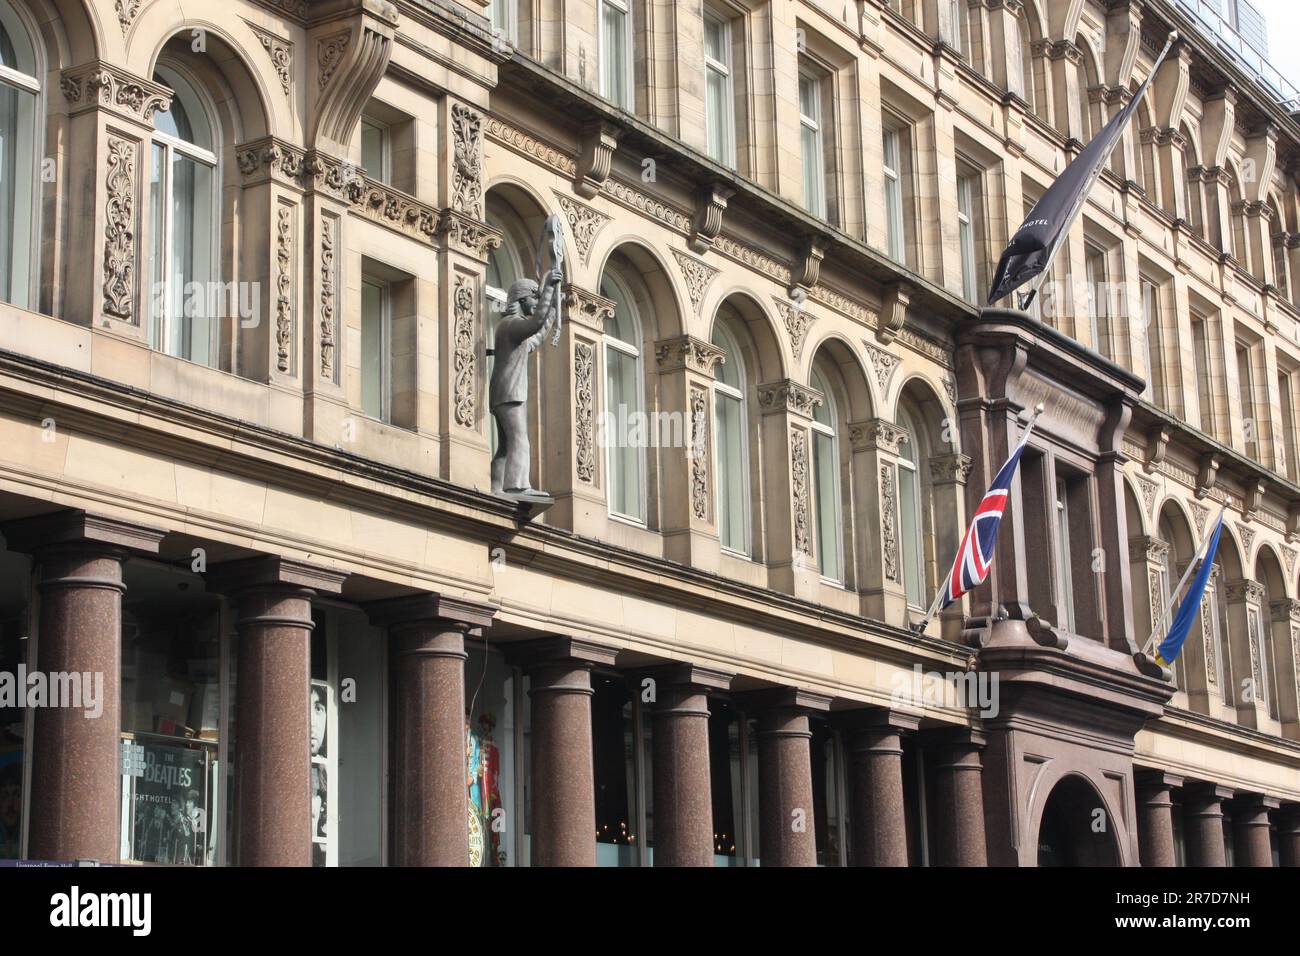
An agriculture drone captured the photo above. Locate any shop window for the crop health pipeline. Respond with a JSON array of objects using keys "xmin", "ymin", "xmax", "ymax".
[
  {"xmin": 119, "ymin": 561, "xmax": 225, "ymax": 867},
  {"xmin": 591, "ymin": 673, "xmax": 640, "ymax": 865},
  {"xmin": 708, "ymin": 700, "xmax": 745, "ymax": 865},
  {"xmin": 0, "ymin": 548, "xmax": 31, "ymax": 860},
  {"xmin": 465, "ymin": 642, "xmax": 520, "ymax": 866},
  {"xmin": 810, "ymin": 718, "xmax": 847, "ymax": 866}
]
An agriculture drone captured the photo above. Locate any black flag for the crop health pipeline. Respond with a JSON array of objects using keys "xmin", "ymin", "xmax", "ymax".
[{"xmin": 987, "ymin": 34, "xmax": 1176, "ymax": 307}]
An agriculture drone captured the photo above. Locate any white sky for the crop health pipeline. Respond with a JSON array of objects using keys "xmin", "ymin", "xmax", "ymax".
[{"xmin": 1252, "ymin": 0, "xmax": 1300, "ymax": 94}]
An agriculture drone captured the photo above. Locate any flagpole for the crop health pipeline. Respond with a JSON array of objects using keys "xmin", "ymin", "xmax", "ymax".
[
  {"xmin": 1141, "ymin": 500, "xmax": 1229, "ymax": 656},
  {"xmin": 1014, "ymin": 32, "xmax": 1178, "ymax": 314},
  {"xmin": 911, "ymin": 402, "xmax": 1046, "ymax": 635}
]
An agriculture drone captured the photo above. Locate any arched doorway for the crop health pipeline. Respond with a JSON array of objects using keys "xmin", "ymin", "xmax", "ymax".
[{"xmin": 1035, "ymin": 776, "xmax": 1121, "ymax": 866}]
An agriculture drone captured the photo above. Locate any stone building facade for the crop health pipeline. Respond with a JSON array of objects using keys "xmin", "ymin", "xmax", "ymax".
[{"xmin": 0, "ymin": 0, "xmax": 1296, "ymax": 867}]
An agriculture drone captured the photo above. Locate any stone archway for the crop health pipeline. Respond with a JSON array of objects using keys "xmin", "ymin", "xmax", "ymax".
[{"xmin": 1034, "ymin": 775, "xmax": 1121, "ymax": 866}]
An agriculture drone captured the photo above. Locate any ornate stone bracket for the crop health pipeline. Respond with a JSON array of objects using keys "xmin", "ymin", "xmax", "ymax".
[
  {"xmin": 789, "ymin": 237, "xmax": 826, "ymax": 298},
  {"xmin": 875, "ymin": 282, "xmax": 912, "ymax": 345},
  {"xmin": 690, "ymin": 183, "xmax": 733, "ymax": 254},
  {"xmin": 309, "ymin": 2, "xmax": 398, "ymax": 152},
  {"xmin": 575, "ymin": 120, "xmax": 620, "ymax": 198},
  {"xmin": 1195, "ymin": 452, "xmax": 1220, "ymax": 500}
]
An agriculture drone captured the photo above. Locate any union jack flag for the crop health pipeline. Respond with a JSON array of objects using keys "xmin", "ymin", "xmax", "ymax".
[{"xmin": 936, "ymin": 427, "xmax": 1035, "ymax": 612}]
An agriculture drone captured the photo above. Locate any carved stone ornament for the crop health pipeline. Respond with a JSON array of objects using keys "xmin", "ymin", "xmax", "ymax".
[
  {"xmin": 655, "ymin": 335, "xmax": 726, "ymax": 376},
  {"xmin": 881, "ymin": 465, "xmax": 899, "ymax": 582},
  {"xmin": 275, "ymin": 204, "xmax": 294, "ymax": 373},
  {"xmin": 452, "ymin": 103, "xmax": 485, "ymax": 220},
  {"xmin": 453, "ymin": 273, "xmax": 478, "ymax": 429},
  {"xmin": 757, "ymin": 380, "xmax": 822, "ymax": 419},
  {"xmin": 62, "ymin": 62, "xmax": 173, "ymax": 123},
  {"xmin": 671, "ymin": 249, "xmax": 720, "ymax": 314},
  {"xmin": 690, "ymin": 386, "xmax": 709, "ymax": 520},
  {"xmin": 250, "ymin": 24, "xmax": 293, "ymax": 97},
  {"xmin": 102, "ymin": 137, "xmax": 137, "ymax": 321},
  {"xmin": 319, "ymin": 217, "xmax": 337, "ymax": 381},
  {"xmin": 564, "ymin": 285, "xmax": 616, "ymax": 332},
  {"xmin": 575, "ymin": 342, "xmax": 596, "ymax": 484},
  {"xmin": 554, "ymin": 193, "xmax": 610, "ymax": 266},
  {"xmin": 775, "ymin": 298, "xmax": 815, "ymax": 361},
  {"xmin": 862, "ymin": 340, "xmax": 902, "ymax": 392},
  {"xmin": 848, "ymin": 418, "xmax": 908, "ymax": 455},
  {"xmin": 791, "ymin": 428, "xmax": 811, "ymax": 555}
]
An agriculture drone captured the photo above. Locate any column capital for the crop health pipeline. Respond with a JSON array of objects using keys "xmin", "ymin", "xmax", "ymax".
[
  {"xmin": 1185, "ymin": 780, "xmax": 1235, "ymax": 803},
  {"xmin": 635, "ymin": 662, "xmax": 733, "ymax": 693},
  {"xmin": 2, "ymin": 509, "xmax": 166, "ymax": 557},
  {"xmin": 1225, "ymin": 579, "xmax": 1266, "ymax": 605},
  {"xmin": 60, "ymin": 60, "xmax": 173, "ymax": 127},
  {"xmin": 504, "ymin": 634, "xmax": 619, "ymax": 670},
  {"xmin": 1233, "ymin": 791, "xmax": 1281, "ymax": 812},
  {"xmin": 735, "ymin": 686, "xmax": 832, "ymax": 716},
  {"xmin": 920, "ymin": 725, "xmax": 987, "ymax": 750},
  {"xmin": 207, "ymin": 555, "xmax": 347, "ymax": 595},
  {"xmin": 847, "ymin": 418, "xmax": 909, "ymax": 454},
  {"xmin": 756, "ymin": 380, "xmax": 823, "ymax": 420},
  {"xmin": 1129, "ymin": 534, "xmax": 1170, "ymax": 564},
  {"xmin": 839, "ymin": 706, "xmax": 922, "ymax": 737},
  {"xmin": 1135, "ymin": 769, "xmax": 1185, "ymax": 792},
  {"xmin": 655, "ymin": 334, "xmax": 726, "ymax": 376},
  {"xmin": 563, "ymin": 284, "xmax": 616, "ymax": 333},
  {"xmin": 364, "ymin": 592, "xmax": 496, "ymax": 631}
]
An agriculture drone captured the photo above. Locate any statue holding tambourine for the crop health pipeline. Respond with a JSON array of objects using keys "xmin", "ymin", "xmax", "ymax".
[{"xmin": 488, "ymin": 214, "xmax": 565, "ymax": 501}]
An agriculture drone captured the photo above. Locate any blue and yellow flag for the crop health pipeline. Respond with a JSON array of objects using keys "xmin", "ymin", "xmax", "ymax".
[{"xmin": 1155, "ymin": 512, "xmax": 1225, "ymax": 668}]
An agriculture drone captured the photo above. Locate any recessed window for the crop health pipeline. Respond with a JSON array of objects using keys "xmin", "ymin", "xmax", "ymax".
[
  {"xmin": 957, "ymin": 173, "xmax": 979, "ymax": 303},
  {"xmin": 1191, "ymin": 313, "xmax": 1214, "ymax": 436},
  {"xmin": 360, "ymin": 277, "xmax": 391, "ymax": 422},
  {"xmin": 897, "ymin": 408, "xmax": 926, "ymax": 609},
  {"xmin": 799, "ymin": 70, "xmax": 826, "ymax": 218},
  {"xmin": 0, "ymin": 2, "xmax": 40, "ymax": 310},
  {"xmin": 703, "ymin": 10, "xmax": 735, "ymax": 167},
  {"xmin": 149, "ymin": 64, "xmax": 219, "ymax": 367},
  {"xmin": 1279, "ymin": 370, "xmax": 1298, "ymax": 480},
  {"xmin": 1085, "ymin": 244, "xmax": 1109, "ymax": 357},
  {"xmin": 1236, "ymin": 340, "xmax": 1258, "ymax": 460},
  {"xmin": 487, "ymin": 0, "xmax": 517, "ymax": 43},
  {"xmin": 600, "ymin": 0, "xmax": 633, "ymax": 110},
  {"xmin": 1140, "ymin": 279, "xmax": 1163, "ymax": 403}
]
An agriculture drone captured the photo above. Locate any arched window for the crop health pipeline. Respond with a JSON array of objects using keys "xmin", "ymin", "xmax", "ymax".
[
  {"xmin": 484, "ymin": 196, "xmax": 526, "ymax": 456},
  {"xmin": 897, "ymin": 405, "xmax": 928, "ymax": 609},
  {"xmin": 0, "ymin": 1, "xmax": 40, "ymax": 309},
  {"xmin": 601, "ymin": 269, "xmax": 645, "ymax": 522},
  {"xmin": 810, "ymin": 366, "xmax": 842, "ymax": 583},
  {"xmin": 712, "ymin": 322, "xmax": 750, "ymax": 555},
  {"xmin": 149, "ymin": 64, "xmax": 219, "ymax": 366}
]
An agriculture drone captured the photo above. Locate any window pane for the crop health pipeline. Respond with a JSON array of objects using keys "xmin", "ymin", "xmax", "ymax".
[
  {"xmin": 883, "ymin": 129, "xmax": 904, "ymax": 261},
  {"xmin": 148, "ymin": 144, "xmax": 165, "ymax": 349},
  {"xmin": 602, "ymin": 3, "xmax": 629, "ymax": 108},
  {"xmin": 799, "ymin": 74, "xmax": 817, "ymax": 119},
  {"xmin": 802, "ymin": 123, "xmax": 824, "ymax": 217},
  {"xmin": 0, "ymin": 82, "xmax": 35, "ymax": 308},
  {"xmin": 899, "ymin": 465, "xmax": 923, "ymax": 607},
  {"xmin": 716, "ymin": 391, "xmax": 747, "ymax": 553},
  {"xmin": 704, "ymin": 15, "xmax": 726, "ymax": 61},
  {"xmin": 360, "ymin": 280, "xmax": 386, "ymax": 420},
  {"xmin": 1055, "ymin": 480, "xmax": 1075, "ymax": 632},
  {"xmin": 814, "ymin": 431, "xmax": 840, "ymax": 581},
  {"xmin": 958, "ymin": 176, "xmax": 976, "ymax": 302},
  {"xmin": 606, "ymin": 346, "xmax": 644, "ymax": 520},
  {"xmin": 360, "ymin": 121, "xmax": 386, "ymax": 182},
  {"xmin": 706, "ymin": 68, "xmax": 730, "ymax": 164},
  {"xmin": 170, "ymin": 154, "xmax": 215, "ymax": 366}
]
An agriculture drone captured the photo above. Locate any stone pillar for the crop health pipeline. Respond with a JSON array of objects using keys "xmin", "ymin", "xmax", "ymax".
[
  {"xmin": 643, "ymin": 664, "xmax": 732, "ymax": 867},
  {"xmin": 742, "ymin": 689, "xmax": 830, "ymax": 867},
  {"xmin": 756, "ymin": 381, "xmax": 823, "ymax": 601},
  {"xmin": 541, "ymin": 284, "xmax": 614, "ymax": 537},
  {"xmin": 1268, "ymin": 598, "xmax": 1300, "ymax": 741},
  {"xmin": 510, "ymin": 636, "xmax": 617, "ymax": 867},
  {"xmin": 3, "ymin": 512, "xmax": 165, "ymax": 864},
  {"xmin": 845, "ymin": 709, "xmax": 918, "ymax": 867},
  {"xmin": 1232, "ymin": 793, "xmax": 1278, "ymax": 867},
  {"xmin": 847, "ymin": 418, "xmax": 909, "ymax": 625},
  {"xmin": 654, "ymin": 335, "xmax": 726, "ymax": 572},
  {"xmin": 927, "ymin": 452, "xmax": 972, "ymax": 640},
  {"xmin": 1135, "ymin": 770, "xmax": 1183, "ymax": 867},
  {"xmin": 928, "ymin": 728, "xmax": 988, "ymax": 866},
  {"xmin": 366, "ymin": 594, "xmax": 496, "ymax": 866},
  {"xmin": 1225, "ymin": 579, "xmax": 1268, "ymax": 729},
  {"xmin": 1183, "ymin": 782, "xmax": 1232, "ymax": 867},
  {"xmin": 1128, "ymin": 535, "xmax": 1171, "ymax": 659},
  {"xmin": 1279, "ymin": 805, "xmax": 1300, "ymax": 867},
  {"xmin": 213, "ymin": 557, "xmax": 346, "ymax": 866}
]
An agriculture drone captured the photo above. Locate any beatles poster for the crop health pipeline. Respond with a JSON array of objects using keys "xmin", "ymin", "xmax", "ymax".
[{"xmin": 124, "ymin": 741, "xmax": 213, "ymax": 866}]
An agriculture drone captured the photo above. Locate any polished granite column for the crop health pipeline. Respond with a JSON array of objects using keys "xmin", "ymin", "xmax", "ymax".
[
  {"xmin": 644, "ymin": 664, "xmax": 731, "ymax": 867},
  {"xmin": 928, "ymin": 727, "xmax": 987, "ymax": 866},
  {"xmin": 1183, "ymin": 782, "xmax": 1232, "ymax": 867},
  {"xmin": 4, "ymin": 511, "xmax": 165, "ymax": 864},
  {"xmin": 367, "ymin": 594, "xmax": 495, "ymax": 867},
  {"xmin": 846, "ymin": 709, "xmax": 918, "ymax": 867},
  {"xmin": 1135, "ymin": 771, "xmax": 1183, "ymax": 867},
  {"xmin": 1232, "ymin": 793, "xmax": 1278, "ymax": 867},
  {"xmin": 213, "ymin": 557, "xmax": 345, "ymax": 867}
]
